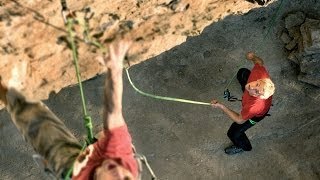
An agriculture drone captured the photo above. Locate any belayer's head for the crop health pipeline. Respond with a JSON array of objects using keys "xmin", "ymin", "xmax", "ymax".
[{"xmin": 245, "ymin": 78, "xmax": 275, "ymax": 99}]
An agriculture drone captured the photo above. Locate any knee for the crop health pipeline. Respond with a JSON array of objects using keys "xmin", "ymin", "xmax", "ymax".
[
  {"xmin": 237, "ymin": 68, "xmax": 250, "ymax": 78},
  {"xmin": 237, "ymin": 68, "xmax": 249, "ymax": 74},
  {"xmin": 227, "ymin": 128, "xmax": 240, "ymax": 139}
]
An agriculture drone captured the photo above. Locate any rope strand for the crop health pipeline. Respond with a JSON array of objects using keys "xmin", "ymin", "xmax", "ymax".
[
  {"xmin": 67, "ymin": 18, "xmax": 94, "ymax": 143},
  {"xmin": 125, "ymin": 69, "xmax": 211, "ymax": 106}
]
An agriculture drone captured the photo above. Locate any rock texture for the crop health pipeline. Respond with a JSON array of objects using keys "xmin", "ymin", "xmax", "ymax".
[
  {"xmin": 281, "ymin": 11, "xmax": 320, "ymax": 87},
  {"xmin": 0, "ymin": 0, "xmax": 269, "ymax": 108}
]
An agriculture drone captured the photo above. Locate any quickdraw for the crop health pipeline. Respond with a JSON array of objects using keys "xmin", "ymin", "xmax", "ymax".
[
  {"xmin": 223, "ymin": 89, "xmax": 241, "ymax": 102},
  {"xmin": 133, "ymin": 145, "xmax": 157, "ymax": 180}
]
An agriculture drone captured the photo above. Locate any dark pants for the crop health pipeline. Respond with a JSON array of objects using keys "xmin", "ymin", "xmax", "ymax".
[{"xmin": 226, "ymin": 68, "xmax": 268, "ymax": 151}]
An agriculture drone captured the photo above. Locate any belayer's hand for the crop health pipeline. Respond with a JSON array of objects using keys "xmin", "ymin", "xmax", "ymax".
[{"xmin": 210, "ymin": 99, "xmax": 224, "ymax": 109}]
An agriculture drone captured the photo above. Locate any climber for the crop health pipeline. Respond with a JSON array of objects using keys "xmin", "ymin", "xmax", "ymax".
[
  {"xmin": 211, "ymin": 52, "xmax": 275, "ymax": 155},
  {"xmin": 0, "ymin": 40, "xmax": 138, "ymax": 179}
]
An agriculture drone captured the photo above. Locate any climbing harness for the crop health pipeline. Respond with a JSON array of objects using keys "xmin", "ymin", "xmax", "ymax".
[
  {"xmin": 133, "ymin": 145, "xmax": 157, "ymax": 180},
  {"xmin": 249, "ymin": 119, "xmax": 257, "ymax": 125},
  {"xmin": 249, "ymin": 112, "xmax": 271, "ymax": 125},
  {"xmin": 223, "ymin": 89, "xmax": 242, "ymax": 102}
]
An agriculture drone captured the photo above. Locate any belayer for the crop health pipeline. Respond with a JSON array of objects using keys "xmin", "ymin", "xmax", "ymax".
[{"xmin": 211, "ymin": 52, "xmax": 275, "ymax": 155}]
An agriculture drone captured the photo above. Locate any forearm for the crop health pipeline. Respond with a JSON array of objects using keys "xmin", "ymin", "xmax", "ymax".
[
  {"xmin": 102, "ymin": 41, "xmax": 131, "ymax": 131},
  {"xmin": 103, "ymin": 69, "xmax": 126, "ymax": 130},
  {"xmin": 220, "ymin": 105, "xmax": 244, "ymax": 124}
]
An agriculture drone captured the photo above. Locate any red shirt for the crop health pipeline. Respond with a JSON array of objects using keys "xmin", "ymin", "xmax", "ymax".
[
  {"xmin": 241, "ymin": 64, "xmax": 273, "ymax": 120},
  {"xmin": 72, "ymin": 125, "xmax": 138, "ymax": 179}
]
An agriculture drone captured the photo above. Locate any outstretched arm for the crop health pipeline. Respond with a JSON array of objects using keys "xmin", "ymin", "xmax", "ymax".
[
  {"xmin": 211, "ymin": 99, "xmax": 245, "ymax": 124},
  {"xmin": 103, "ymin": 41, "xmax": 131, "ymax": 131},
  {"xmin": 246, "ymin": 52, "xmax": 264, "ymax": 65}
]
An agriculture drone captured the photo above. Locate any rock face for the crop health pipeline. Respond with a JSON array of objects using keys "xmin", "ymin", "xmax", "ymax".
[
  {"xmin": 281, "ymin": 11, "xmax": 320, "ymax": 87},
  {"xmin": 0, "ymin": 0, "xmax": 267, "ymax": 108}
]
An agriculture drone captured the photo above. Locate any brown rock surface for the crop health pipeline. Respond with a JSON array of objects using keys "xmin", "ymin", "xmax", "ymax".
[
  {"xmin": 0, "ymin": 0, "xmax": 265, "ymax": 109},
  {"xmin": 282, "ymin": 12, "xmax": 320, "ymax": 87}
]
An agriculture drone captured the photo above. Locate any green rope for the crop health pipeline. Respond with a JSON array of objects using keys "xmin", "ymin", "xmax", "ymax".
[
  {"xmin": 263, "ymin": 0, "xmax": 284, "ymax": 39},
  {"xmin": 67, "ymin": 18, "xmax": 94, "ymax": 143},
  {"xmin": 224, "ymin": 61, "xmax": 248, "ymax": 90},
  {"xmin": 64, "ymin": 165, "xmax": 73, "ymax": 180},
  {"xmin": 61, "ymin": 2, "xmax": 95, "ymax": 180},
  {"xmin": 63, "ymin": 143, "xmax": 88, "ymax": 180},
  {"xmin": 84, "ymin": 115, "xmax": 94, "ymax": 142},
  {"xmin": 125, "ymin": 68, "xmax": 211, "ymax": 106},
  {"xmin": 63, "ymin": 20, "xmax": 95, "ymax": 179}
]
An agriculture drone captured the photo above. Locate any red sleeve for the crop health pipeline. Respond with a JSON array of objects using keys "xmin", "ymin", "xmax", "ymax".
[
  {"xmin": 103, "ymin": 125, "xmax": 133, "ymax": 156},
  {"xmin": 247, "ymin": 64, "xmax": 270, "ymax": 83},
  {"xmin": 100, "ymin": 125, "xmax": 138, "ymax": 178},
  {"xmin": 72, "ymin": 125, "xmax": 138, "ymax": 179}
]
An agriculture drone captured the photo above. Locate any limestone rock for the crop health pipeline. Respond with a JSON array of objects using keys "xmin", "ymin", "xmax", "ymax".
[
  {"xmin": 300, "ymin": 18, "xmax": 320, "ymax": 54},
  {"xmin": 282, "ymin": 11, "xmax": 320, "ymax": 87},
  {"xmin": 284, "ymin": 11, "xmax": 306, "ymax": 29},
  {"xmin": 298, "ymin": 73, "xmax": 320, "ymax": 87},
  {"xmin": 288, "ymin": 26, "xmax": 301, "ymax": 39},
  {"xmin": 280, "ymin": 31, "xmax": 292, "ymax": 44},
  {"xmin": 287, "ymin": 50, "xmax": 299, "ymax": 64},
  {"xmin": 285, "ymin": 38, "xmax": 298, "ymax": 50},
  {"xmin": 299, "ymin": 53, "xmax": 320, "ymax": 74},
  {"xmin": 0, "ymin": 0, "xmax": 267, "ymax": 109},
  {"xmin": 297, "ymin": 36, "xmax": 304, "ymax": 53}
]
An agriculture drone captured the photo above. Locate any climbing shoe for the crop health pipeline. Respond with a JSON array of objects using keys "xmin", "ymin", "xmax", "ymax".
[{"xmin": 224, "ymin": 145, "xmax": 244, "ymax": 155}]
